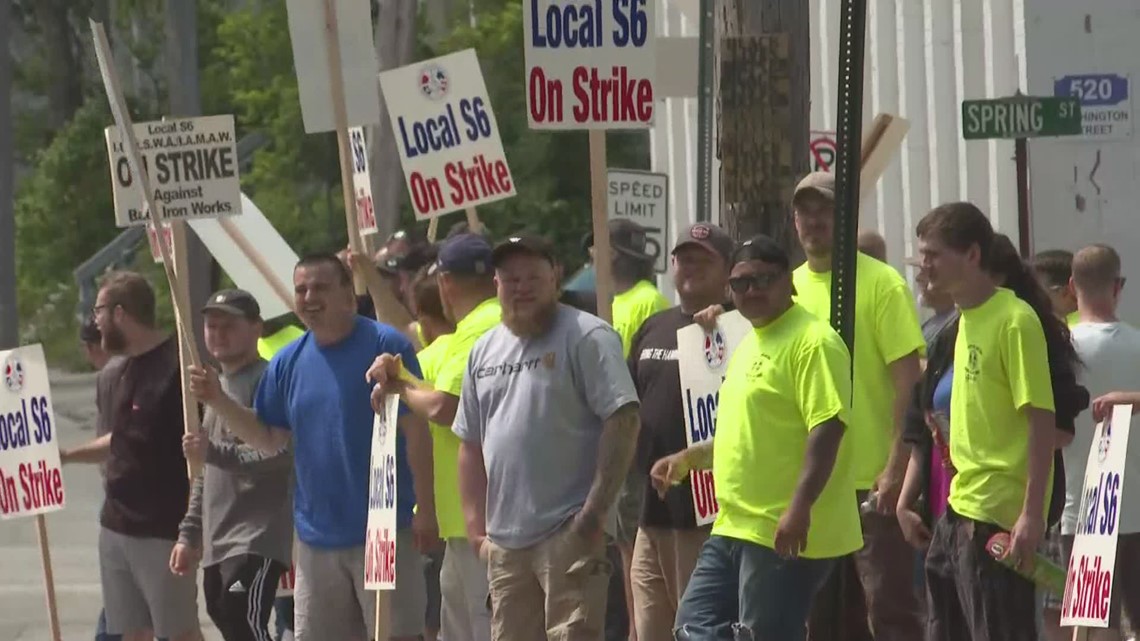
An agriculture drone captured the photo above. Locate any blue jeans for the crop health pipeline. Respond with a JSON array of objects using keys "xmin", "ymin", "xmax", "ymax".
[{"xmin": 675, "ymin": 535, "xmax": 835, "ymax": 641}]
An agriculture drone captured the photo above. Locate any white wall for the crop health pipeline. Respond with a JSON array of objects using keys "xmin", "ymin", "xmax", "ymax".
[{"xmin": 1025, "ymin": 1, "xmax": 1140, "ymax": 323}]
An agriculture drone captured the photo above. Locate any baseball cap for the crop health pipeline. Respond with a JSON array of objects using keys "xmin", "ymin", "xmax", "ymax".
[
  {"xmin": 201, "ymin": 289, "xmax": 261, "ymax": 320},
  {"xmin": 431, "ymin": 233, "xmax": 493, "ymax": 276},
  {"xmin": 792, "ymin": 171, "xmax": 835, "ymax": 206},
  {"xmin": 582, "ymin": 219, "xmax": 654, "ymax": 260},
  {"xmin": 673, "ymin": 223, "xmax": 734, "ymax": 263},
  {"xmin": 732, "ymin": 234, "xmax": 790, "ymax": 271},
  {"xmin": 492, "ymin": 234, "xmax": 557, "ymax": 267}
]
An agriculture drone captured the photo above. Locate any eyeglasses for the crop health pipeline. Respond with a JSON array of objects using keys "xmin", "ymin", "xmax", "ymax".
[
  {"xmin": 92, "ymin": 302, "xmax": 119, "ymax": 317},
  {"xmin": 728, "ymin": 272, "xmax": 782, "ymax": 294}
]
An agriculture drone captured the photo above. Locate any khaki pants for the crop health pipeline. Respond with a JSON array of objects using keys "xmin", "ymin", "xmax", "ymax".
[
  {"xmin": 485, "ymin": 522, "xmax": 612, "ymax": 641},
  {"xmin": 629, "ymin": 526, "xmax": 709, "ymax": 641}
]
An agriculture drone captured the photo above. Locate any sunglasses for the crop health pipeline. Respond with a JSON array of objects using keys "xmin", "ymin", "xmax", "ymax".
[{"xmin": 728, "ymin": 272, "xmax": 782, "ymax": 294}]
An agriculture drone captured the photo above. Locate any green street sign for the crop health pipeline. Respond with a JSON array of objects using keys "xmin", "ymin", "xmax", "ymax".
[{"xmin": 961, "ymin": 96, "xmax": 1082, "ymax": 140}]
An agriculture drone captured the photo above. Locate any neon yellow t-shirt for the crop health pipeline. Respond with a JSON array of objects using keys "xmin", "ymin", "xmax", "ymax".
[
  {"xmin": 613, "ymin": 280, "xmax": 671, "ymax": 358},
  {"xmin": 418, "ymin": 333, "xmax": 466, "ymax": 539},
  {"xmin": 257, "ymin": 325, "xmax": 305, "ymax": 361},
  {"xmin": 435, "ymin": 297, "xmax": 502, "ymax": 397},
  {"xmin": 1066, "ymin": 311, "xmax": 1080, "ymax": 327},
  {"xmin": 792, "ymin": 253, "xmax": 926, "ymax": 488},
  {"xmin": 712, "ymin": 304, "xmax": 863, "ymax": 559},
  {"xmin": 949, "ymin": 288, "xmax": 1056, "ymax": 529}
]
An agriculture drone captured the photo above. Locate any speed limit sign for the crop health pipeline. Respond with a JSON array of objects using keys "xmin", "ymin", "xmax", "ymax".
[{"xmin": 607, "ymin": 169, "xmax": 669, "ymax": 274}]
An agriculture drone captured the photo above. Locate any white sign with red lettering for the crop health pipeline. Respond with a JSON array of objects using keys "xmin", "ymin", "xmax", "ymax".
[
  {"xmin": 146, "ymin": 220, "xmax": 173, "ymax": 264},
  {"xmin": 378, "ymin": 49, "xmax": 516, "ymax": 221},
  {"xmin": 523, "ymin": 0, "xmax": 656, "ymax": 129},
  {"xmin": 364, "ymin": 394, "xmax": 399, "ymax": 590},
  {"xmin": 676, "ymin": 311, "xmax": 753, "ymax": 526},
  {"xmin": 0, "ymin": 344, "xmax": 65, "ymax": 520},
  {"xmin": 348, "ymin": 127, "xmax": 378, "ymax": 234},
  {"xmin": 1061, "ymin": 404, "xmax": 1132, "ymax": 628}
]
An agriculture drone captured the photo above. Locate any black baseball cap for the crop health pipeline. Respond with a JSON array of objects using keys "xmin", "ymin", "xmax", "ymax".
[
  {"xmin": 582, "ymin": 219, "xmax": 654, "ymax": 260},
  {"xmin": 201, "ymin": 289, "xmax": 261, "ymax": 320},
  {"xmin": 431, "ymin": 233, "xmax": 493, "ymax": 276},
  {"xmin": 673, "ymin": 223, "xmax": 734, "ymax": 263},
  {"xmin": 732, "ymin": 235, "xmax": 790, "ymax": 271},
  {"xmin": 492, "ymin": 234, "xmax": 557, "ymax": 267}
]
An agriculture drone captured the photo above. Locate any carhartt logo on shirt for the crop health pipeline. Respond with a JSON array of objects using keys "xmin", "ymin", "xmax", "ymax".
[
  {"xmin": 475, "ymin": 357, "xmax": 544, "ymax": 379},
  {"xmin": 965, "ymin": 344, "xmax": 982, "ymax": 382}
]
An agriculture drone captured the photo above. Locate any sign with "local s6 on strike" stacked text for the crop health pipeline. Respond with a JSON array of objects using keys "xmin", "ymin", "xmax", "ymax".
[{"xmin": 523, "ymin": 0, "xmax": 656, "ymax": 129}]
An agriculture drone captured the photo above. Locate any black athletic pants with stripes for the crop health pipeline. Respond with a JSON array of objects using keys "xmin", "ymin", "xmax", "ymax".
[{"xmin": 204, "ymin": 554, "xmax": 287, "ymax": 641}]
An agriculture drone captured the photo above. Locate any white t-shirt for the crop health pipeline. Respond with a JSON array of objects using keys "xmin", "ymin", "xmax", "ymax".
[{"xmin": 1065, "ymin": 321, "xmax": 1140, "ymax": 535}]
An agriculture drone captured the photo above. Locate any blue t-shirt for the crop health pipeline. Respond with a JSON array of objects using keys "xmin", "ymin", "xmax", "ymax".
[
  {"xmin": 932, "ymin": 367, "xmax": 953, "ymax": 415},
  {"xmin": 254, "ymin": 316, "xmax": 422, "ymax": 548}
]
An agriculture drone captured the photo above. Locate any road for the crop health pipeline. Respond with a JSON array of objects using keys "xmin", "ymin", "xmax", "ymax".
[{"xmin": 1, "ymin": 370, "xmax": 224, "ymax": 641}]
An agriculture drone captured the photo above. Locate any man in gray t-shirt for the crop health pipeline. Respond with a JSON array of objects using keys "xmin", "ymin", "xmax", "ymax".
[
  {"xmin": 453, "ymin": 234, "xmax": 640, "ymax": 640},
  {"xmin": 172, "ymin": 290, "xmax": 293, "ymax": 641}
]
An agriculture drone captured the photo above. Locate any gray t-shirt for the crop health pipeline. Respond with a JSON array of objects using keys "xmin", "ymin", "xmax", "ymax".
[
  {"xmin": 178, "ymin": 360, "xmax": 293, "ymax": 567},
  {"xmin": 453, "ymin": 304, "xmax": 639, "ymax": 549}
]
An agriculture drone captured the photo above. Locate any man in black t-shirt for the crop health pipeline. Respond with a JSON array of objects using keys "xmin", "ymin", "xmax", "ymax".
[{"xmin": 627, "ymin": 223, "xmax": 734, "ymax": 641}]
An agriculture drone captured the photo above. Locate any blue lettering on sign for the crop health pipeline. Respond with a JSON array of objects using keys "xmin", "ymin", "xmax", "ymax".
[
  {"xmin": 0, "ymin": 397, "xmax": 50, "ymax": 451},
  {"xmin": 397, "ymin": 99, "xmax": 494, "ymax": 159},
  {"xmin": 350, "ymin": 129, "xmax": 367, "ymax": 172},
  {"xmin": 1080, "ymin": 471, "xmax": 1121, "ymax": 536},
  {"xmin": 530, "ymin": 0, "xmax": 602, "ymax": 48},
  {"xmin": 611, "ymin": 0, "xmax": 648, "ymax": 47},
  {"xmin": 1055, "ymin": 74, "xmax": 1129, "ymax": 107},
  {"xmin": 368, "ymin": 454, "xmax": 397, "ymax": 510},
  {"xmin": 684, "ymin": 388, "xmax": 719, "ymax": 443}
]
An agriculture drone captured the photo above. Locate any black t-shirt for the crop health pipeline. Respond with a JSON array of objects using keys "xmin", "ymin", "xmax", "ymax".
[
  {"xmin": 629, "ymin": 305, "xmax": 727, "ymax": 529},
  {"xmin": 101, "ymin": 338, "xmax": 190, "ymax": 539}
]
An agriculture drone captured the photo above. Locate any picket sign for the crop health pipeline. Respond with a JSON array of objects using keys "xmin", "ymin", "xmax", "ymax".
[
  {"xmin": 675, "ymin": 312, "xmax": 753, "ymax": 525},
  {"xmin": 1061, "ymin": 405, "xmax": 1132, "ymax": 637},
  {"xmin": 0, "ymin": 344, "xmax": 66, "ymax": 641},
  {"xmin": 522, "ymin": 0, "xmax": 657, "ymax": 322},
  {"xmin": 364, "ymin": 395, "xmax": 400, "ymax": 591}
]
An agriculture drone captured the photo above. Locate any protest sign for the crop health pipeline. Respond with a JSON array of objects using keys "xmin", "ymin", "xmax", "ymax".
[
  {"xmin": 145, "ymin": 220, "xmax": 173, "ymax": 264},
  {"xmin": 379, "ymin": 49, "xmax": 516, "ymax": 220},
  {"xmin": 105, "ymin": 115, "xmax": 240, "ymax": 227},
  {"xmin": 523, "ymin": 0, "xmax": 657, "ymax": 129},
  {"xmin": 364, "ymin": 394, "xmax": 399, "ymax": 591},
  {"xmin": 675, "ymin": 311, "xmax": 753, "ymax": 526},
  {"xmin": 1061, "ymin": 404, "xmax": 1133, "ymax": 628},
  {"xmin": 0, "ymin": 345, "xmax": 64, "ymax": 520},
  {"xmin": 607, "ymin": 169, "xmax": 668, "ymax": 273},
  {"xmin": 285, "ymin": 0, "xmax": 380, "ymax": 133},
  {"xmin": 349, "ymin": 127, "xmax": 379, "ymax": 234}
]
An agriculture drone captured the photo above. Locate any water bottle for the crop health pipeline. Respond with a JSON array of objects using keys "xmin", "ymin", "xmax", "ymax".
[{"xmin": 984, "ymin": 532, "xmax": 1067, "ymax": 596}]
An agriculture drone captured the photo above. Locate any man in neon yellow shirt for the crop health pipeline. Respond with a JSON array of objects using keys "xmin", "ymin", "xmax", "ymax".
[
  {"xmin": 651, "ymin": 235, "xmax": 861, "ymax": 641},
  {"xmin": 915, "ymin": 202, "xmax": 1056, "ymax": 640},
  {"xmin": 789, "ymin": 172, "xmax": 925, "ymax": 640},
  {"xmin": 368, "ymin": 233, "xmax": 501, "ymax": 641},
  {"xmin": 257, "ymin": 321, "xmax": 304, "ymax": 361}
]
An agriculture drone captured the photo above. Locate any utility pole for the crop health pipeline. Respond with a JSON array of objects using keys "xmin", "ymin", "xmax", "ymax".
[
  {"xmin": 716, "ymin": 0, "xmax": 810, "ymax": 251},
  {"xmin": 165, "ymin": 0, "xmax": 212, "ymax": 352},
  {"xmin": 0, "ymin": 0, "xmax": 17, "ymax": 349},
  {"xmin": 370, "ymin": 0, "xmax": 418, "ymax": 245}
]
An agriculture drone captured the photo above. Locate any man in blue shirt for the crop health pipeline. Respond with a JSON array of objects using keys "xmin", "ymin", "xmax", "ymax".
[{"xmin": 190, "ymin": 253, "xmax": 437, "ymax": 641}]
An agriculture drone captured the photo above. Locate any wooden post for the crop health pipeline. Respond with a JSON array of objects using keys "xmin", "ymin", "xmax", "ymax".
[
  {"xmin": 170, "ymin": 220, "xmax": 202, "ymax": 480},
  {"xmin": 589, "ymin": 130, "xmax": 614, "ymax": 324},
  {"xmin": 464, "ymin": 206, "xmax": 483, "ymax": 234},
  {"xmin": 427, "ymin": 216, "xmax": 440, "ymax": 242},
  {"xmin": 35, "ymin": 515, "xmax": 61, "ymax": 641},
  {"xmin": 217, "ymin": 217, "xmax": 295, "ymax": 312}
]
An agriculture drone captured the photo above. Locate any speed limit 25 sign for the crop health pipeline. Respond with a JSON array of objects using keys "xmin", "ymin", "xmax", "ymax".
[{"xmin": 607, "ymin": 169, "xmax": 669, "ymax": 274}]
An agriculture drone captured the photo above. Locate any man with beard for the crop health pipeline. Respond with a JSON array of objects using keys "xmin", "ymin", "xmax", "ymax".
[
  {"xmin": 172, "ymin": 290, "xmax": 293, "ymax": 641},
  {"xmin": 625, "ymin": 223, "xmax": 734, "ymax": 641},
  {"xmin": 368, "ymin": 233, "xmax": 501, "ymax": 641},
  {"xmin": 791, "ymin": 172, "xmax": 925, "ymax": 641},
  {"xmin": 88, "ymin": 271, "xmax": 202, "ymax": 641},
  {"xmin": 189, "ymin": 254, "xmax": 436, "ymax": 641},
  {"xmin": 653, "ymin": 235, "xmax": 862, "ymax": 641},
  {"xmin": 451, "ymin": 235, "xmax": 641, "ymax": 640}
]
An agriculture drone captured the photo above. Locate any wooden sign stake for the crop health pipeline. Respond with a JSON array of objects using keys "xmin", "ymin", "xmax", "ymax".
[
  {"xmin": 35, "ymin": 515, "xmax": 61, "ymax": 641},
  {"xmin": 217, "ymin": 218, "xmax": 295, "ymax": 312},
  {"xmin": 588, "ymin": 130, "xmax": 614, "ymax": 323},
  {"xmin": 427, "ymin": 217, "xmax": 440, "ymax": 243}
]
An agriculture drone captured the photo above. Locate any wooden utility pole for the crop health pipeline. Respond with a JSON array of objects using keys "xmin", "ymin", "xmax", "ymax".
[
  {"xmin": 717, "ymin": 0, "xmax": 810, "ymax": 250},
  {"xmin": 165, "ymin": 0, "xmax": 213, "ymax": 350},
  {"xmin": 0, "ymin": 0, "xmax": 15, "ymax": 350},
  {"xmin": 370, "ymin": 0, "xmax": 418, "ymax": 244}
]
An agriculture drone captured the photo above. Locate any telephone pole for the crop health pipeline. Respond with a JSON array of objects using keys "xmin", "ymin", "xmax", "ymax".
[
  {"xmin": 0, "ymin": 0, "xmax": 17, "ymax": 350},
  {"xmin": 165, "ymin": 0, "xmax": 213, "ymax": 351},
  {"xmin": 716, "ymin": 0, "xmax": 810, "ymax": 252}
]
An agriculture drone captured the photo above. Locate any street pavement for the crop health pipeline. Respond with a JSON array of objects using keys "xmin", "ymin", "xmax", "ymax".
[{"xmin": 1, "ymin": 370, "xmax": 223, "ymax": 640}]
